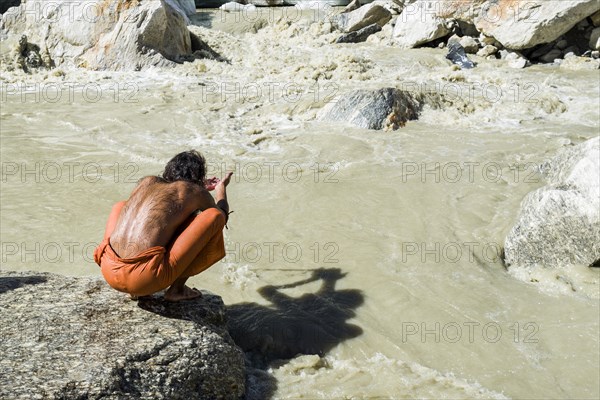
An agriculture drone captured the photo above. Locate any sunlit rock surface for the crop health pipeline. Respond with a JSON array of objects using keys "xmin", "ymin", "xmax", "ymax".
[
  {"xmin": 505, "ymin": 136, "xmax": 600, "ymax": 270},
  {"xmin": 0, "ymin": 271, "xmax": 245, "ymax": 399}
]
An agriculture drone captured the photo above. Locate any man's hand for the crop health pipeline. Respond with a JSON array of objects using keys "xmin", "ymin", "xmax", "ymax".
[
  {"xmin": 204, "ymin": 177, "xmax": 220, "ymax": 191},
  {"xmin": 216, "ymin": 172, "xmax": 233, "ymax": 189}
]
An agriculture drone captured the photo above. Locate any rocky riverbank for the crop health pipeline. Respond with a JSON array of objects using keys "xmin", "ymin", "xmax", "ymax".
[
  {"xmin": 0, "ymin": 271, "xmax": 246, "ymax": 399},
  {"xmin": 1, "ymin": 0, "xmax": 599, "ymax": 73}
]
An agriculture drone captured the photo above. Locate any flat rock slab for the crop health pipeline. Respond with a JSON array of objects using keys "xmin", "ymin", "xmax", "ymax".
[{"xmin": 0, "ymin": 271, "xmax": 245, "ymax": 399}]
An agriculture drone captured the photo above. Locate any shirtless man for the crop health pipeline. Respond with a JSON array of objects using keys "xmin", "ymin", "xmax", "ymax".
[{"xmin": 94, "ymin": 150, "xmax": 233, "ymax": 301}]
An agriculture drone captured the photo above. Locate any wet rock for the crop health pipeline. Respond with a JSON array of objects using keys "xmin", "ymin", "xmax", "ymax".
[
  {"xmin": 336, "ymin": 23, "xmax": 382, "ymax": 43},
  {"xmin": 0, "ymin": 0, "xmax": 199, "ymax": 70},
  {"xmin": 529, "ymin": 43, "xmax": 557, "ymax": 60},
  {"xmin": 474, "ymin": 1, "xmax": 600, "ymax": 50},
  {"xmin": 392, "ymin": 1, "xmax": 451, "ymax": 48},
  {"xmin": 477, "ymin": 44, "xmax": 497, "ymax": 57},
  {"xmin": 591, "ymin": 9, "xmax": 600, "ymax": 26},
  {"xmin": 333, "ymin": 3, "xmax": 392, "ymax": 33},
  {"xmin": 12, "ymin": 34, "xmax": 52, "ymax": 72},
  {"xmin": 539, "ymin": 49, "xmax": 563, "ymax": 63},
  {"xmin": 446, "ymin": 42, "xmax": 475, "ymax": 69},
  {"xmin": 504, "ymin": 137, "xmax": 600, "ymax": 270},
  {"xmin": 556, "ymin": 39, "xmax": 569, "ymax": 50},
  {"xmin": 318, "ymin": 88, "xmax": 423, "ymax": 130},
  {"xmin": 0, "ymin": 271, "xmax": 245, "ymax": 399},
  {"xmin": 590, "ymin": 27, "xmax": 600, "ymax": 50},
  {"xmin": 459, "ymin": 36, "xmax": 479, "ymax": 54},
  {"xmin": 564, "ymin": 45, "xmax": 581, "ymax": 56},
  {"xmin": 342, "ymin": 0, "xmax": 361, "ymax": 14}
]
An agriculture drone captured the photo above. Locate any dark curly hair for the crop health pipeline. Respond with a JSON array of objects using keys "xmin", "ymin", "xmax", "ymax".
[{"xmin": 162, "ymin": 150, "xmax": 206, "ymax": 187}]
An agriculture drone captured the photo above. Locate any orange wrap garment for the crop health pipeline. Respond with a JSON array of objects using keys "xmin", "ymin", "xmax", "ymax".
[{"xmin": 94, "ymin": 202, "xmax": 226, "ymax": 296}]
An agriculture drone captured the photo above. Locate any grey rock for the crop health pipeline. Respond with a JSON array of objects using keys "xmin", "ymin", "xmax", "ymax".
[
  {"xmin": 336, "ymin": 23, "xmax": 382, "ymax": 43},
  {"xmin": 477, "ymin": 44, "xmax": 498, "ymax": 57},
  {"xmin": 556, "ymin": 39, "xmax": 569, "ymax": 50},
  {"xmin": 318, "ymin": 88, "xmax": 423, "ymax": 130},
  {"xmin": 393, "ymin": 0, "xmax": 451, "ymax": 48},
  {"xmin": 539, "ymin": 48, "xmax": 563, "ymax": 63},
  {"xmin": 590, "ymin": 27, "xmax": 600, "ymax": 50},
  {"xmin": 342, "ymin": 0, "xmax": 361, "ymax": 14},
  {"xmin": 333, "ymin": 3, "xmax": 392, "ymax": 33},
  {"xmin": 564, "ymin": 45, "xmax": 581, "ymax": 55},
  {"xmin": 459, "ymin": 36, "xmax": 479, "ymax": 54},
  {"xmin": 592, "ymin": 9, "xmax": 600, "ymax": 26},
  {"xmin": 504, "ymin": 137, "xmax": 600, "ymax": 270},
  {"xmin": 529, "ymin": 42, "xmax": 557, "ymax": 60},
  {"xmin": 0, "ymin": 271, "xmax": 245, "ymax": 399},
  {"xmin": 0, "ymin": 0, "xmax": 200, "ymax": 70}
]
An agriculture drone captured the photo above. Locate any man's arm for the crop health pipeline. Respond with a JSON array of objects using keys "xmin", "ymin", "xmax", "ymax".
[{"xmin": 214, "ymin": 172, "xmax": 233, "ymax": 222}]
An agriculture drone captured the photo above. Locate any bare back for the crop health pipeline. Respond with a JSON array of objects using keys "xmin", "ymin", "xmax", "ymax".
[{"xmin": 109, "ymin": 176, "xmax": 216, "ymax": 258}]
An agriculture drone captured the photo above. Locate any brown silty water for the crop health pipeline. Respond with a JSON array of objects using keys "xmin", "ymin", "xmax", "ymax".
[{"xmin": 1, "ymin": 8, "xmax": 599, "ymax": 399}]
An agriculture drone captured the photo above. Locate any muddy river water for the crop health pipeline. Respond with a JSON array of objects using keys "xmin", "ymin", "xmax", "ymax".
[{"xmin": 1, "ymin": 8, "xmax": 599, "ymax": 399}]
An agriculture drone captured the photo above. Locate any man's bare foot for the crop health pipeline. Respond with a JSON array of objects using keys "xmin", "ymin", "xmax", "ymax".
[
  {"xmin": 164, "ymin": 285, "xmax": 202, "ymax": 302},
  {"xmin": 129, "ymin": 294, "xmax": 151, "ymax": 301}
]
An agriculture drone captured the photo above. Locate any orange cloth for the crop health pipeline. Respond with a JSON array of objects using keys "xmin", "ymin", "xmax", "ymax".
[{"xmin": 94, "ymin": 202, "xmax": 226, "ymax": 296}]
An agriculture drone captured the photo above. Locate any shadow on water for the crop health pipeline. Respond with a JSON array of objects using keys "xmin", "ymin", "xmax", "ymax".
[
  {"xmin": 0, "ymin": 275, "xmax": 47, "ymax": 295},
  {"xmin": 226, "ymin": 267, "xmax": 364, "ymax": 399}
]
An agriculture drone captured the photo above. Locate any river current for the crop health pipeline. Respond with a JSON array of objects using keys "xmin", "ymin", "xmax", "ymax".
[{"xmin": 1, "ymin": 8, "xmax": 599, "ymax": 399}]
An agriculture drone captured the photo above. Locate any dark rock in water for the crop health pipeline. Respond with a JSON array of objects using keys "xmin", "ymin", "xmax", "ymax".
[
  {"xmin": 0, "ymin": 0, "xmax": 19, "ymax": 14},
  {"xmin": 504, "ymin": 137, "xmax": 600, "ymax": 270},
  {"xmin": 336, "ymin": 23, "xmax": 382, "ymax": 44},
  {"xmin": 446, "ymin": 42, "xmax": 475, "ymax": 69},
  {"xmin": 0, "ymin": 271, "xmax": 245, "ymax": 399},
  {"xmin": 319, "ymin": 88, "xmax": 423, "ymax": 130}
]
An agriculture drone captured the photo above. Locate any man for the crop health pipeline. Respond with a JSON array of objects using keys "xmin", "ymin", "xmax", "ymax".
[{"xmin": 94, "ymin": 150, "xmax": 233, "ymax": 301}]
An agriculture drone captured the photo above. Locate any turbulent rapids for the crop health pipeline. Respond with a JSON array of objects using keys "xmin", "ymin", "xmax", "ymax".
[{"xmin": 1, "ymin": 1, "xmax": 599, "ymax": 399}]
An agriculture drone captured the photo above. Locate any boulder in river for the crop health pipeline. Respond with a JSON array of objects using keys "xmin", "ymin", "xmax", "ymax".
[
  {"xmin": 0, "ymin": 0, "xmax": 198, "ymax": 70},
  {"xmin": 0, "ymin": 270, "xmax": 246, "ymax": 399},
  {"xmin": 392, "ymin": 0, "xmax": 452, "ymax": 48},
  {"xmin": 336, "ymin": 23, "xmax": 382, "ymax": 43},
  {"xmin": 333, "ymin": 3, "xmax": 392, "ymax": 33},
  {"xmin": 318, "ymin": 88, "xmax": 423, "ymax": 130},
  {"xmin": 474, "ymin": 0, "xmax": 600, "ymax": 50},
  {"xmin": 392, "ymin": 0, "xmax": 600, "ymax": 50},
  {"xmin": 504, "ymin": 137, "xmax": 600, "ymax": 270}
]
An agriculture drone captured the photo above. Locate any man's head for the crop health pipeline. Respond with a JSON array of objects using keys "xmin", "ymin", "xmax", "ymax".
[{"xmin": 162, "ymin": 150, "xmax": 206, "ymax": 187}]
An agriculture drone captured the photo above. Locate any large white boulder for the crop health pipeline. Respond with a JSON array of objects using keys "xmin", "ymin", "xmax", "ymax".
[
  {"xmin": 1, "ymin": 0, "xmax": 194, "ymax": 70},
  {"xmin": 392, "ymin": 0, "xmax": 451, "ymax": 48},
  {"xmin": 333, "ymin": 3, "xmax": 392, "ymax": 33},
  {"xmin": 474, "ymin": 0, "xmax": 600, "ymax": 50},
  {"xmin": 504, "ymin": 137, "xmax": 600, "ymax": 270}
]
